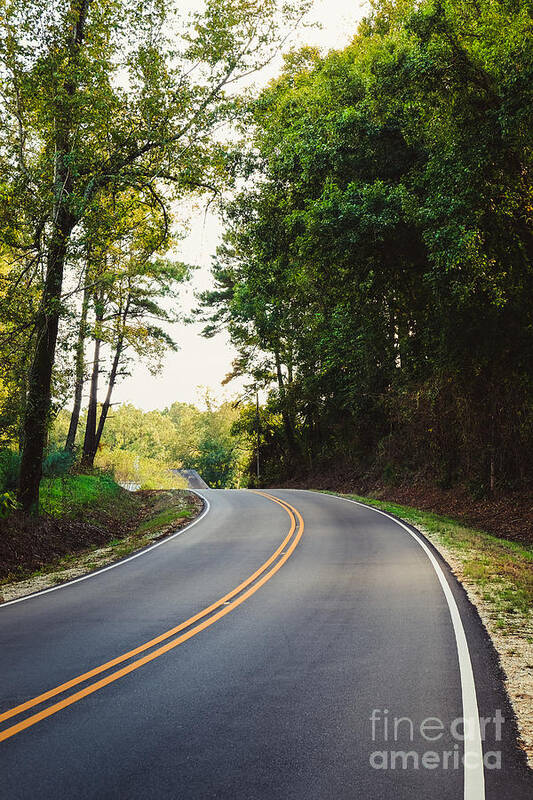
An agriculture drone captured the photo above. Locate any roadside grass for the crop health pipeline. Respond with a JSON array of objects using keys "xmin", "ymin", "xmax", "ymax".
[
  {"xmin": 39, "ymin": 473, "xmax": 121, "ymax": 517},
  {"xmin": 323, "ymin": 492, "xmax": 532, "ymax": 625},
  {"xmin": 134, "ymin": 505, "xmax": 193, "ymax": 537},
  {"xmin": 0, "ymin": 485, "xmax": 201, "ymax": 601},
  {"xmin": 103, "ymin": 492, "xmax": 197, "ymax": 561}
]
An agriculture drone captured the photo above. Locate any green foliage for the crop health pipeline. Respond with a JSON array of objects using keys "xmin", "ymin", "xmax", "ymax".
[
  {"xmin": 0, "ymin": 0, "xmax": 309, "ymax": 510},
  {"xmin": 96, "ymin": 405, "xmax": 179, "ymax": 462},
  {"xmin": 163, "ymin": 396, "xmax": 250, "ymax": 488},
  {"xmin": 2, "ymin": 0, "xmax": 531, "ymax": 500},
  {"xmin": 42, "ymin": 449, "xmax": 75, "ymax": 478},
  {"xmin": 190, "ymin": 435, "xmax": 235, "ymax": 489},
  {"xmin": 94, "ymin": 447, "xmax": 184, "ymax": 491},
  {"xmin": 54, "ymin": 394, "xmax": 252, "ymax": 489},
  {"xmin": 0, "ymin": 449, "xmax": 20, "ymax": 491},
  {"xmin": 39, "ymin": 474, "xmax": 120, "ymax": 518},
  {"xmin": 200, "ymin": 0, "xmax": 533, "ymax": 490},
  {"xmin": 0, "ymin": 491, "xmax": 18, "ymax": 518}
]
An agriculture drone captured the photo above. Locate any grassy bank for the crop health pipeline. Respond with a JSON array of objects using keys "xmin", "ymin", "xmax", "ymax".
[
  {"xmin": 0, "ymin": 473, "xmax": 202, "ymax": 592},
  {"xmin": 39, "ymin": 473, "xmax": 122, "ymax": 517},
  {"xmin": 97, "ymin": 489, "xmax": 202, "ymax": 564},
  {"xmin": 323, "ymin": 491, "xmax": 533, "ymax": 764}
]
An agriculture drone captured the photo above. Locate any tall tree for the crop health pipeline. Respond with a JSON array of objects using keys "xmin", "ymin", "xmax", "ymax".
[
  {"xmin": 65, "ymin": 264, "xmax": 90, "ymax": 452},
  {"xmin": 200, "ymin": 0, "xmax": 533, "ymax": 489},
  {"xmin": 0, "ymin": 0, "xmax": 308, "ymax": 511}
]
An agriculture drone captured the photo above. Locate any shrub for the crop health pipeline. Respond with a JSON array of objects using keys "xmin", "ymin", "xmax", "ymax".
[
  {"xmin": 0, "ymin": 491, "xmax": 18, "ymax": 518},
  {"xmin": 0, "ymin": 449, "xmax": 20, "ymax": 491},
  {"xmin": 42, "ymin": 449, "xmax": 75, "ymax": 478}
]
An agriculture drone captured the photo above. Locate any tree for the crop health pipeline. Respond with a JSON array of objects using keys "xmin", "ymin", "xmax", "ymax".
[
  {"xmin": 0, "ymin": 0, "xmax": 308, "ymax": 511},
  {"xmin": 75, "ymin": 396, "xmax": 251, "ymax": 488},
  {"xmin": 200, "ymin": 0, "xmax": 533, "ymax": 490},
  {"xmin": 64, "ymin": 189, "xmax": 188, "ymax": 465}
]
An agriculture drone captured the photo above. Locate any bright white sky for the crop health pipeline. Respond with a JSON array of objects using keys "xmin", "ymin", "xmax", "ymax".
[{"xmin": 113, "ymin": 0, "xmax": 367, "ymax": 411}]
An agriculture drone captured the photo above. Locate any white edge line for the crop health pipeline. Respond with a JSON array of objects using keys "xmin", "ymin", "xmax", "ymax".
[
  {"xmin": 0, "ymin": 490, "xmax": 210, "ymax": 610},
  {"xmin": 311, "ymin": 490, "xmax": 485, "ymax": 800}
]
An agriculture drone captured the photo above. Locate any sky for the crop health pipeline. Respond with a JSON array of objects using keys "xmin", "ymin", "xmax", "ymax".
[{"xmin": 113, "ymin": 0, "xmax": 367, "ymax": 412}]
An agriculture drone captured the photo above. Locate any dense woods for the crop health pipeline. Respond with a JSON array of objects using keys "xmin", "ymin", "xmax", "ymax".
[
  {"xmin": 0, "ymin": 0, "xmax": 531, "ymax": 516},
  {"xmin": 200, "ymin": 0, "xmax": 533, "ymax": 494}
]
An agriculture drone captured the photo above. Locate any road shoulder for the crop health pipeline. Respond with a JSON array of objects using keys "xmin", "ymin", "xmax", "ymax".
[
  {"xmin": 0, "ymin": 489, "xmax": 204, "ymax": 606},
  {"xmin": 320, "ymin": 490, "xmax": 533, "ymax": 770}
]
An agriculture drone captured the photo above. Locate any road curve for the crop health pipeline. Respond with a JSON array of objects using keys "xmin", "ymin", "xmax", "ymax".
[
  {"xmin": 0, "ymin": 489, "xmax": 530, "ymax": 799},
  {"xmin": 172, "ymin": 468, "xmax": 210, "ymax": 488}
]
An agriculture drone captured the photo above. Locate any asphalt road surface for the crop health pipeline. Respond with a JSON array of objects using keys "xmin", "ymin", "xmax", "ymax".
[
  {"xmin": 172, "ymin": 468, "xmax": 210, "ymax": 488},
  {"xmin": 1, "ymin": 489, "xmax": 531, "ymax": 799}
]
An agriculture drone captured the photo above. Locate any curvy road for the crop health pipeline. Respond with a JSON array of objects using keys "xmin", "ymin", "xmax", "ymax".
[
  {"xmin": 172, "ymin": 469, "xmax": 209, "ymax": 489},
  {"xmin": 1, "ymin": 489, "xmax": 531, "ymax": 799}
]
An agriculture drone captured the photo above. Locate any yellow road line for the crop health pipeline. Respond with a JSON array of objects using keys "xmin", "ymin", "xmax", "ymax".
[
  {"xmin": 0, "ymin": 492, "xmax": 304, "ymax": 743},
  {"xmin": 0, "ymin": 492, "xmax": 296, "ymax": 725}
]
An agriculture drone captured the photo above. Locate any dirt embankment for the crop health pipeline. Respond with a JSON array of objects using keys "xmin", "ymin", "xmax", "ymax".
[
  {"xmin": 279, "ymin": 468, "xmax": 533, "ymax": 546},
  {"xmin": 0, "ymin": 488, "xmax": 202, "ymax": 585}
]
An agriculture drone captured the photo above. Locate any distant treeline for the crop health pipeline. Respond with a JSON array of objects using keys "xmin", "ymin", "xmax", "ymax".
[
  {"xmin": 200, "ymin": 0, "xmax": 533, "ymax": 493},
  {"xmin": 51, "ymin": 399, "xmax": 250, "ymax": 489}
]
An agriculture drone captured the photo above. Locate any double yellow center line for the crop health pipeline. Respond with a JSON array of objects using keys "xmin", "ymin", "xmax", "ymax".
[{"xmin": 0, "ymin": 491, "xmax": 303, "ymax": 743}]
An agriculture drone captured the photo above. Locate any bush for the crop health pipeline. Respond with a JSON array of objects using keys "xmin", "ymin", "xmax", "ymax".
[
  {"xmin": 39, "ymin": 473, "xmax": 120, "ymax": 517},
  {"xmin": 42, "ymin": 449, "xmax": 74, "ymax": 478},
  {"xmin": 0, "ymin": 449, "xmax": 20, "ymax": 491},
  {"xmin": 0, "ymin": 491, "xmax": 18, "ymax": 518}
]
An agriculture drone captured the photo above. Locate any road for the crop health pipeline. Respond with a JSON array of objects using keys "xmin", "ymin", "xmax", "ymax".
[
  {"xmin": 0, "ymin": 489, "xmax": 531, "ymax": 799},
  {"xmin": 172, "ymin": 468, "xmax": 210, "ymax": 488}
]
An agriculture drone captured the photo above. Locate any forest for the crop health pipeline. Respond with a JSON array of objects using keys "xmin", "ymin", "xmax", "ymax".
[
  {"xmin": 0, "ymin": 0, "xmax": 303, "ymax": 513},
  {"xmin": 200, "ymin": 0, "xmax": 533, "ymax": 496},
  {"xmin": 51, "ymin": 397, "xmax": 250, "ymax": 489},
  {"xmin": 0, "ymin": 0, "xmax": 532, "ymax": 518}
]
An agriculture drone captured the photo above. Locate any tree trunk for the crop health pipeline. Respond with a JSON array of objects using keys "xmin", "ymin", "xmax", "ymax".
[
  {"xmin": 92, "ymin": 295, "xmax": 130, "ymax": 457},
  {"xmin": 82, "ymin": 298, "xmax": 103, "ymax": 466},
  {"xmin": 287, "ymin": 342, "xmax": 294, "ymax": 384},
  {"xmin": 65, "ymin": 277, "xmax": 90, "ymax": 452},
  {"xmin": 17, "ymin": 0, "xmax": 90, "ymax": 512},
  {"xmin": 274, "ymin": 349, "xmax": 298, "ymax": 456},
  {"xmin": 94, "ymin": 335, "xmax": 124, "ymax": 454},
  {"xmin": 18, "ymin": 208, "xmax": 75, "ymax": 512}
]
